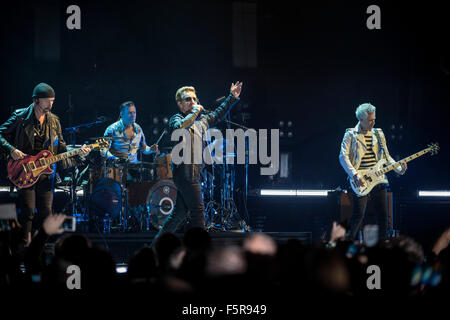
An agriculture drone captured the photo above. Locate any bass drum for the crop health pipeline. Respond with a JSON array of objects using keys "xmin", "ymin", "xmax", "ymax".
[
  {"xmin": 89, "ymin": 178, "xmax": 122, "ymax": 219},
  {"xmin": 146, "ymin": 180, "xmax": 178, "ymax": 230}
]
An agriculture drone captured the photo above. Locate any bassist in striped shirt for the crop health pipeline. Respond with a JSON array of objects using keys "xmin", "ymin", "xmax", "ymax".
[{"xmin": 339, "ymin": 103, "xmax": 407, "ymax": 240}]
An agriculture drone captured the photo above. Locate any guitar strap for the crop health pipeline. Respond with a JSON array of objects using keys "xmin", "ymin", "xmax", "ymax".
[{"xmin": 374, "ymin": 128, "xmax": 389, "ymax": 162}]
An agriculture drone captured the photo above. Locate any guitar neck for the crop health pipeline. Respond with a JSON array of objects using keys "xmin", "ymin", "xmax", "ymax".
[
  {"xmin": 46, "ymin": 144, "xmax": 97, "ymax": 166},
  {"xmin": 377, "ymin": 147, "xmax": 432, "ymax": 175}
]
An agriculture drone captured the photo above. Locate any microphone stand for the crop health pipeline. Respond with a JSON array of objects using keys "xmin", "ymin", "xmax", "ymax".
[
  {"xmin": 222, "ymin": 119, "xmax": 253, "ymax": 231},
  {"xmin": 65, "ymin": 118, "xmax": 106, "ymax": 143},
  {"xmin": 64, "ymin": 118, "xmax": 105, "ymax": 219}
]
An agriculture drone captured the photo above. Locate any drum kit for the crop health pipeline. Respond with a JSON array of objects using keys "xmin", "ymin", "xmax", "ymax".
[
  {"xmin": 61, "ymin": 121, "xmax": 251, "ymax": 233},
  {"xmin": 60, "ymin": 136, "xmax": 178, "ymax": 233}
]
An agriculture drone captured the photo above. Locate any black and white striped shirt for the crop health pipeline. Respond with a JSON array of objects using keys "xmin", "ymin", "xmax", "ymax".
[{"xmin": 359, "ymin": 134, "xmax": 377, "ymax": 169}]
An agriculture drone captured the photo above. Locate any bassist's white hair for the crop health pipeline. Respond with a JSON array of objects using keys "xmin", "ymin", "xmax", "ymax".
[{"xmin": 355, "ymin": 103, "xmax": 376, "ymax": 120}]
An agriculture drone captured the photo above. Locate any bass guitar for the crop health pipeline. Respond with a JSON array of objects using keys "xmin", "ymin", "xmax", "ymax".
[{"xmin": 350, "ymin": 143, "xmax": 439, "ymax": 197}]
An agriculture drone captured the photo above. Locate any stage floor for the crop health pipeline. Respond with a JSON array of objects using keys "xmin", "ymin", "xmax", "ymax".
[{"xmin": 46, "ymin": 231, "xmax": 312, "ymax": 264}]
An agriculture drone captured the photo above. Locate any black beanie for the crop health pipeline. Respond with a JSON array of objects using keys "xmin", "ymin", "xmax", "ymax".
[{"xmin": 32, "ymin": 83, "xmax": 55, "ymax": 99}]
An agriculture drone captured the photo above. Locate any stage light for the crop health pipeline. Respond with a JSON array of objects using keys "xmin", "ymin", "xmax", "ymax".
[
  {"xmin": 418, "ymin": 191, "xmax": 450, "ymax": 197},
  {"xmin": 280, "ymin": 131, "xmax": 285, "ymax": 138},
  {"xmin": 296, "ymin": 190, "xmax": 328, "ymax": 196},
  {"xmin": 153, "ymin": 117, "xmax": 159, "ymax": 125},
  {"xmin": 287, "ymin": 121, "xmax": 292, "ymax": 127},
  {"xmin": 116, "ymin": 264, "xmax": 128, "ymax": 273},
  {"xmin": 260, "ymin": 189, "xmax": 329, "ymax": 197},
  {"xmin": 53, "ymin": 189, "xmax": 84, "ymax": 196},
  {"xmin": 279, "ymin": 120, "xmax": 285, "ymax": 127},
  {"xmin": 153, "ymin": 128, "xmax": 159, "ymax": 135},
  {"xmin": 163, "ymin": 117, "xmax": 169, "ymax": 124},
  {"xmin": 260, "ymin": 189, "xmax": 296, "ymax": 196},
  {"xmin": 287, "ymin": 131, "xmax": 293, "ymax": 138},
  {"xmin": 0, "ymin": 187, "xmax": 15, "ymax": 192},
  {"xmin": 116, "ymin": 267, "xmax": 127, "ymax": 273}
]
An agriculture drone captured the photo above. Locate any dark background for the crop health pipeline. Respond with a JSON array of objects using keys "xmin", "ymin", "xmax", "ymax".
[{"xmin": 1, "ymin": 0, "xmax": 449, "ymax": 244}]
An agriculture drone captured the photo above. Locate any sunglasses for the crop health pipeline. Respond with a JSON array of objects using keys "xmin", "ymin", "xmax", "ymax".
[{"xmin": 182, "ymin": 96, "xmax": 198, "ymax": 103}]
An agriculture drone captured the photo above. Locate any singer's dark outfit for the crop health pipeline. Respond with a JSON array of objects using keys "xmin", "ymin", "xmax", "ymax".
[
  {"xmin": 0, "ymin": 104, "xmax": 75, "ymax": 235},
  {"xmin": 152, "ymin": 94, "xmax": 238, "ymax": 243}
]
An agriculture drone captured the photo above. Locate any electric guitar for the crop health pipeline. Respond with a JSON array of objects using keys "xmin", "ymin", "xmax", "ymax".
[
  {"xmin": 7, "ymin": 138, "xmax": 109, "ymax": 189},
  {"xmin": 350, "ymin": 143, "xmax": 439, "ymax": 197}
]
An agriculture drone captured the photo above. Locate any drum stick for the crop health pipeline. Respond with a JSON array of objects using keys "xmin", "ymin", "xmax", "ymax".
[{"xmin": 155, "ymin": 129, "xmax": 167, "ymax": 145}]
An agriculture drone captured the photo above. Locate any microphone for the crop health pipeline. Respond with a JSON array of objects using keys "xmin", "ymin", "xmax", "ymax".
[
  {"xmin": 198, "ymin": 96, "xmax": 225, "ymax": 114},
  {"xmin": 193, "ymin": 101, "xmax": 213, "ymax": 114}
]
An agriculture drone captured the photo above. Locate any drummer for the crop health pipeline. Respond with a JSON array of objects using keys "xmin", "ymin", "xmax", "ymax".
[{"xmin": 102, "ymin": 101, "xmax": 158, "ymax": 164}]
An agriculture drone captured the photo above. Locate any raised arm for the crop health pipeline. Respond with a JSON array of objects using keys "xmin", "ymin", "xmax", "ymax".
[{"xmin": 200, "ymin": 81, "xmax": 243, "ymax": 128}]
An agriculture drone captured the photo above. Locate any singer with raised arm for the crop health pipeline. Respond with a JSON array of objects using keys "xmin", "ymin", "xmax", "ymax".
[
  {"xmin": 102, "ymin": 101, "xmax": 158, "ymax": 163},
  {"xmin": 0, "ymin": 83, "xmax": 91, "ymax": 243},
  {"xmin": 150, "ymin": 81, "xmax": 243, "ymax": 246}
]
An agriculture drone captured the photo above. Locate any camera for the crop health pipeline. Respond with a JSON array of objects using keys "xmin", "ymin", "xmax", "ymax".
[{"xmin": 62, "ymin": 216, "xmax": 76, "ymax": 232}]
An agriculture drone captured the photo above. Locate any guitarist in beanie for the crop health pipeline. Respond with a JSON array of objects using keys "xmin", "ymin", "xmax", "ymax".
[{"xmin": 0, "ymin": 83, "xmax": 91, "ymax": 243}]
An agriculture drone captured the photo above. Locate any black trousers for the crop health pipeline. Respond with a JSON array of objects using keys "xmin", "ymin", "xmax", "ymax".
[
  {"xmin": 349, "ymin": 183, "xmax": 388, "ymax": 240},
  {"xmin": 151, "ymin": 170, "xmax": 205, "ymax": 244},
  {"xmin": 18, "ymin": 175, "xmax": 54, "ymax": 235}
]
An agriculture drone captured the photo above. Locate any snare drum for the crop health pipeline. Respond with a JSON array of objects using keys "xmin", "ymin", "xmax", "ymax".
[{"xmin": 89, "ymin": 160, "xmax": 126, "ymax": 193}]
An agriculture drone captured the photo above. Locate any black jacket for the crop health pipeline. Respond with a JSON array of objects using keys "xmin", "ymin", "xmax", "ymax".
[
  {"xmin": 0, "ymin": 104, "xmax": 75, "ymax": 171},
  {"xmin": 169, "ymin": 93, "xmax": 239, "ymax": 181}
]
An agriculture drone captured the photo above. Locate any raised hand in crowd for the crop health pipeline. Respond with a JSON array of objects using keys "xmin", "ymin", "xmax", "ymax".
[
  {"xmin": 432, "ymin": 226, "xmax": 450, "ymax": 256},
  {"xmin": 42, "ymin": 213, "xmax": 66, "ymax": 236},
  {"xmin": 330, "ymin": 221, "xmax": 346, "ymax": 243}
]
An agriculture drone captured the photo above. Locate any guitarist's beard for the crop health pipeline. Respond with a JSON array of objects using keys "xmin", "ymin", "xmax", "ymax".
[{"xmin": 34, "ymin": 102, "xmax": 52, "ymax": 115}]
